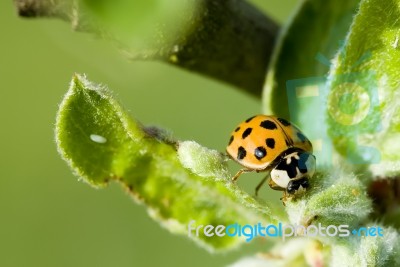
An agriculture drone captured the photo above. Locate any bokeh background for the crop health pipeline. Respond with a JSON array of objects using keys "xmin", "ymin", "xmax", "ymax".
[{"xmin": 0, "ymin": 1, "xmax": 298, "ymax": 266}]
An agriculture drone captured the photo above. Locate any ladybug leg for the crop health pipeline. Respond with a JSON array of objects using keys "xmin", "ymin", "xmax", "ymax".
[
  {"xmin": 255, "ymin": 175, "xmax": 268, "ymax": 196},
  {"xmin": 231, "ymin": 169, "xmax": 253, "ymax": 182},
  {"xmin": 280, "ymin": 191, "xmax": 288, "ymax": 206}
]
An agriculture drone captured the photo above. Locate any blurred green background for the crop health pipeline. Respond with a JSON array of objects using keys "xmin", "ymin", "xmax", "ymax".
[{"xmin": 0, "ymin": 1, "xmax": 298, "ymax": 266}]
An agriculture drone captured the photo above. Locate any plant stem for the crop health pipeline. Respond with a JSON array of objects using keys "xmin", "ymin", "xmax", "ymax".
[{"xmin": 14, "ymin": 0, "xmax": 279, "ymax": 96}]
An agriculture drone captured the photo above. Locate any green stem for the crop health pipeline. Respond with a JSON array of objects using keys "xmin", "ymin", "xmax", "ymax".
[{"xmin": 14, "ymin": 0, "xmax": 279, "ymax": 96}]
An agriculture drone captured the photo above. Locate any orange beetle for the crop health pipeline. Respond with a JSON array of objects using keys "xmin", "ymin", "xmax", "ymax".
[{"xmin": 226, "ymin": 115, "xmax": 315, "ymax": 196}]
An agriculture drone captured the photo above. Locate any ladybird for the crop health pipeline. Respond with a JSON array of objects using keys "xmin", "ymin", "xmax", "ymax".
[{"xmin": 226, "ymin": 115, "xmax": 315, "ymax": 197}]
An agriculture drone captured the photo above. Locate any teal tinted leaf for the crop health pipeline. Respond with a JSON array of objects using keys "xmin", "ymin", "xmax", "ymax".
[
  {"xmin": 326, "ymin": 0, "xmax": 400, "ymax": 177},
  {"xmin": 55, "ymin": 74, "xmax": 281, "ymax": 251},
  {"xmin": 263, "ymin": 0, "xmax": 360, "ymax": 119}
]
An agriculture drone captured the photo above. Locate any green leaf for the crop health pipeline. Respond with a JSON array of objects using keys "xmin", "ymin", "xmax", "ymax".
[
  {"xmin": 233, "ymin": 227, "xmax": 399, "ymax": 267},
  {"xmin": 263, "ymin": 0, "xmax": 360, "ymax": 119},
  {"xmin": 330, "ymin": 226, "xmax": 399, "ymax": 267},
  {"xmin": 285, "ymin": 171, "xmax": 371, "ymax": 230},
  {"xmin": 326, "ymin": 0, "xmax": 400, "ymax": 177},
  {"xmin": 229, "ymin": 239, "xmax": 326, "ymax": 267},
  {"xmin": 55, "ymin": 74, "xmax": 281, "ymax": 251}
]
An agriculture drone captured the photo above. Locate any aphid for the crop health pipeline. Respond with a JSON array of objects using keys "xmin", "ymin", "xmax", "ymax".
[{"xmin": 226, "ymin": 115, "xmax": 316, "ymax": 198}]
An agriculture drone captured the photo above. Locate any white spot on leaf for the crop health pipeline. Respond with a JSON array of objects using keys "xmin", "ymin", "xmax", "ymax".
[{"xmin": 90, "ymin": 134, "xmax": 107, "ymax": 144}]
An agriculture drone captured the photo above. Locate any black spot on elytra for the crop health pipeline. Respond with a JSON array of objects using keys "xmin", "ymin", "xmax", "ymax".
[
  {"xmin": 260, "ymin": 120, "xmax": 277, "ymax": 130},
  {"xmin": 242, "ymin": 128, "xmax": 252, "ymax": 139},
  {"xmin": 245, "ymin": 116, "xmax": 256, "ymax": 123},
  {"xmin": 266, "ymin": 138, "xmax": 275, "ymax": 149},
  {"xmin": 254, "ymin": 146, "xmax": 267, "ymax": 160},
  {"xmin": 237, "ymin": 146, "xmax": 246, "ymax": 160},
  {"xmin": 228, "ymin": 136, "xmax": 234, "ymax": 145},
  {"xmin": 278, "ymin": 118, "xmax": 291, "ymax": 126},
  {"xmin": 235, "ymin": 127, "xmax": 240, "ymax": 132},
  {"xmin": 297, "ymin": 132, "xmax": 307, "ymax": 142}
]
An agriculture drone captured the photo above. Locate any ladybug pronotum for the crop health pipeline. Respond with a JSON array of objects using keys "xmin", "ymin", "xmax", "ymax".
[{"xmin": 226, "ymin": 115, "xmax": 316, "ymax": 197}]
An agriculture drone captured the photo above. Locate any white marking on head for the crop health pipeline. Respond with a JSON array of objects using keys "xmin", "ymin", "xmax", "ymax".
[
  {"xmin": 271, "ymin": 169, "xmax": 291, "ymax": 188},
  {"xmin": 295, "ymin": 167, "xmax": 301, "ymax": 179},
  {"xmin": 285, "ymin": 152, "xmax": 300, "ymax": 165}
]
